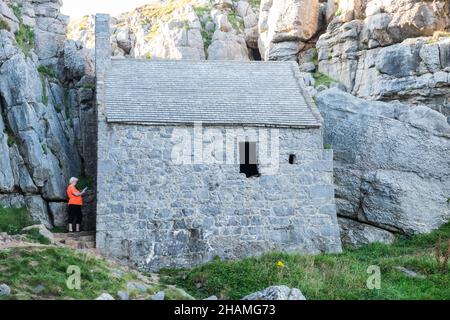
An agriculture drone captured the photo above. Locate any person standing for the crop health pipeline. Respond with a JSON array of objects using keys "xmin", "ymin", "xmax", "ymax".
[{"xmin": 67, "ymin": 177, "xmax": 86, "ymax": 232}]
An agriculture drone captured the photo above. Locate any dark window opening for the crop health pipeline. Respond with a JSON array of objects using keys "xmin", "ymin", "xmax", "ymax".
[
  {"xmin": 239, "ymin": 141, "xmax": 260, "ymax": 178},
  {"xmin": 250, "ymin": 48, "xmax": 262, "ymax": 61},
  {"xmin": 289, "ymin": 154, "xmax": 296, "ymax": 164}
]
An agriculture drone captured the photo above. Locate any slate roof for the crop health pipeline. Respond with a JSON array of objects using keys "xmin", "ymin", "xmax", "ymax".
[{"xmin": 103, "ymin": 59, "xmax": 322, "ymax": 128}]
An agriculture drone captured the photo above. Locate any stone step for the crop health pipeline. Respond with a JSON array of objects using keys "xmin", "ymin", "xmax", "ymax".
[
  {"xmin": 53, "ymin": 231, "xmax": 95, "ymax": 239},
  {"xmin": 62, "ymin": 239, "xmax": 96, "ymax": 249}
]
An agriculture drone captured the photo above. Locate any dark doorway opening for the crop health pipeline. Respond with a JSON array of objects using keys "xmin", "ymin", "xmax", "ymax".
[
  {"xmin": 239, "ymin": 141, "xmax": 260, "ymax": 178},
  {"xmin": 251, "ymin": 48, "xmax": 262, "ymax": 61}
]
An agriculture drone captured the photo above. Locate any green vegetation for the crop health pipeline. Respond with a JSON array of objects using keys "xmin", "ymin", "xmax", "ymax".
[
  {"xmin": 81, "ymin": 83, "xmax": 96, "ymax": 90},
  {"xmin": 38, "ymin": 65, "xmax": 57, "ymax": 78},
  {"xmin": 54, "ymin": 104, "xmax": 62, "ymax": 113},
  {"xmin": 324, "ymin": 143, "xmax": 332, "ymax": 150},
  {"xmin": 49, "ymin": 226, "xmax": 66, "ymax": 234},
  {"xmin": 147, "ymin": 283, "xmax": 194, "ymax": 300},
  {"xmin": 335, "ymin": 8, "xmax": 342, "ymax": 17},
  {"xmin": 228, "ymin": 13, "xmax": 244, "ymax": 32},
  {"xmin": 201, "ymin": 30, "xmax": 213, "ymax": 49},
  {"xmin": 247, "ymin": 0, "xmax": 261, "ymax": 8},
  {"xmin": 193, "ymin": 5, "xmax": 211, "ymax": 19},
  {"xmin": 7, "ymin": 135, "xmax": 16, "ymax": 147},
  {"xmin": 313, "ymin": 72, "xmax": 336, "ymax": 88},
  {"xmin": 145, "ymin": 52, "xmax": 152, "ymax": 60},
  {"xmin": 41, "ymin": 143, "xmax": 48, "ymax": 155},
  {"xmin": 309, "ymin": 48, "xmax": 318, "ymax": 66},
  {"xmin": 161, "ymin": 223, "xmax": 450, "ymax": 300},
  {"xmin": 77, "ymin": 175, "xmax": 93, "ymax": 190},
  {"xmin": 41, "ymin": 78, "xmax": 48, "ymax": 106},
  {"xmin": 145, "ymin": 23, "xmax": 160, "ymax": 42},
  {"xmin": 0, "ymin": 18, "xmax": 11, "ymax": 31},
  {"xmin": 140, "ymin": 0, "xmax": 192, "ymax": 21},
  {"xmin": 10, "ymin": 4, "xmax": 22, "ymax": 22},
  {"xmin": 0, "ymin": 247, "xmax": 138, "ymax": 300},
  {"xmin": 23, "ymin": 228, "xmax": 51, "ymax": 245},
  {"xmin": 15, "ymin": 24, "xmax": 35, "ymax": 57},
  {"xmin": 0, "ymin": 207, "xmax": 35, "ymax": 235},
  {"xmin": 193, "ymin": 5, "xmax": 213, "ymax": 51}
]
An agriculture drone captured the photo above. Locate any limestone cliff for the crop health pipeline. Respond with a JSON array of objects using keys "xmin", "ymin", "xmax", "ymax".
[{"xmin": 0, "ymin": 0, "xmax": 95, "ymax": 229}]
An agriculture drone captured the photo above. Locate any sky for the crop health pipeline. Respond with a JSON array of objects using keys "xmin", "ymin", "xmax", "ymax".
[{"xmin": 61, "ymin": 0, "xmax": 159, "ymax": 20}]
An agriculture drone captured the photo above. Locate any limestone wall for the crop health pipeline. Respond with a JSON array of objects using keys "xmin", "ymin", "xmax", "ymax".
[{"xmin": 96, "ymin": 123, "xmax": 342, "ymax": 271}]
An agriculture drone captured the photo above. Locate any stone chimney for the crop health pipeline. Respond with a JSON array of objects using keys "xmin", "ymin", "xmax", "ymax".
[{"xmin": 95, "ymin": 14, "xmax": 111, "ymax": 78}]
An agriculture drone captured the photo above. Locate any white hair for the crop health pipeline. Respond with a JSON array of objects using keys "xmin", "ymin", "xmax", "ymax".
[{"xmin": 69, "ymin": 177, "xmax": 78, "ymax": 185}]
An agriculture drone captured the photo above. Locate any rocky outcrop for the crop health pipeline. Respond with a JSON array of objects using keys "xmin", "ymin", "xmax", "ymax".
[
  {"xmin": 316, "ymin": 0, "xmax": 450, "ymax": 116},
  {"xmin": 338, "ymin": 217, "xmax": 395, "ymax": 247},
  {"xmin": 0, "ymin": 0, "xmax": 95, "ymax": 229},
  {"xmin": 317, "ymin": 88, "xmax": 450, "ymax": 236},
  {"xmin": 258, "ymin": 0, "xmax": 320, "ymax": 60},
  {"xmin": 242, "ymin": 285, "xmax": 306, "ymax": 300},
  {"xmin": 68, "ymin": 0, "xmax": 261, "ymax": 61}
]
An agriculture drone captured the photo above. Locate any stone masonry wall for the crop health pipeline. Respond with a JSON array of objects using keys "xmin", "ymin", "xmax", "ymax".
[{"xmin": 96, "ymin": 123, "xmax": 342, "ymax": 271}]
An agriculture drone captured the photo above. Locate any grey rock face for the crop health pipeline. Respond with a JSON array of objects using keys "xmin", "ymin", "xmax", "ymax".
[
  {"xmin": 317, "ymin": 88, "xmax": 450, "ymax": 236},
  {"xmin": 0, "ymin": 1, "xmax": 94, "ymax": 228},
  {"xmin": 152, "ymin": 291, "xmax": 165, "ymax": 301},
  {"xmin": 22, "ymin": 224, "xmax": 54, "ymax": 242},
  {"xmin": 338, "ymin": 217, "xmax": 396, "ymax": 247},
  {"xmin": 258, "ymin": 0, "xmax": 320, "ymax": 61},
  {"xmin": 126, "ymin": 281, "xmax": 148, "ymax": 294},
  {"xmin": 0, "ymin": 283, "xmax": 11, "ymax": 296},
  {"xmin": 117, "ymin": 290, "xmax": 129, "ymax": 300},
  {"xmin": 317, "ymin": 1, "xmax": 450, "ymax": 116},
  {"xmin": 95, "ymin": 293, "xmax": 115, "ymax": 300},
  {"xmin": 242, "ymin": 285, "xmax": 306, "ymax": 300}
]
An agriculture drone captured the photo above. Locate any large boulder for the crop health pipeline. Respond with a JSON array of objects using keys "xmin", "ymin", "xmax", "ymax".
[
  {"xmin": 338, "ymin": 217, "xmax": 396, "ymax": 247},
  {"xmin": 317, "ymin": 88, "xmax": 450, "ymax": 236},
  {"xmin": 258, "ymin": 0, "xmax": 320, "ymax": 61},
  {"xmin": 207, "ymin": 30, "xmax": 249, "ymax": 60},
  {"xmin": 242, "ymin": 285, "xmax": 306, "ymax": 300}
]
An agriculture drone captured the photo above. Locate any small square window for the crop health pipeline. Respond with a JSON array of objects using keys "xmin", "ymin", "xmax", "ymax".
[{"xmin": 289, "ymin": 154, "xmax": 296, "ymax": 164}]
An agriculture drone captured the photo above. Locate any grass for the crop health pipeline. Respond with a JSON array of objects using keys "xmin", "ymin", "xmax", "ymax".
[
  {"xmin": 0, "ymin": 18, "xmax": 10, "ymax": 31},
  {"xmin": 0, "ymin": 247, "xmax": 138, "ymax": 300},
  {"xmin": 10, "ymin": 4, "xmax": 22, "ymax": 22},
  {"xmin": 81, "ymin": 83, "xmax": 95, "ymax": 90},
  {"xmin": 160, "ymin": 222, "xmax": 450, "ymax": 300},
  {"xmin": 38, "ymin": 65, "xmax": 57, "ymax": 78},
  {"xmin": 41, "ymin": 78, "xmax": 48, "ymax": 106},
  {"xmin": 0, "ymin": 207, "xmax": 35, "ymax": 235},
  {"xmin": 7, "ymin": 135, "xmax": 16, "ymax": 147},
  {"xmin": 309, "ymin": 48, "xmax": 318, "ymax": 66},
  {"xmin": 15, "ymin": 24, "xmax": 34, "ymax": 57},
  {"xmin": 247, "ymin": 0, "xmax": 261, "ymax": 8},
  {"xmin": 313, "ymin": 72, "xmax": 336, "ymax": 88},
  {"xmin": 23, "ymin": 229, "xmax": 51, "ymax": 245}
]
